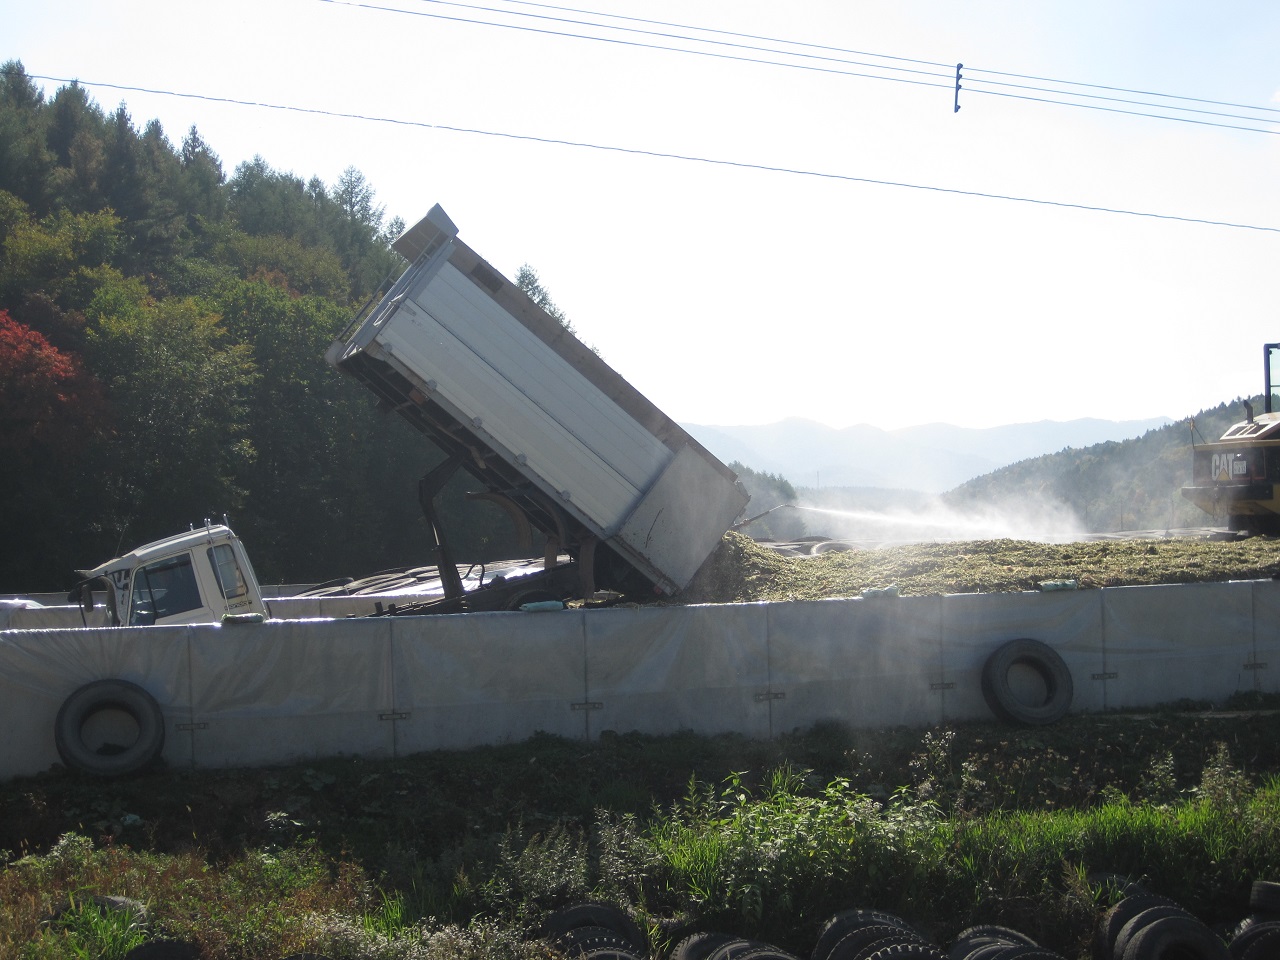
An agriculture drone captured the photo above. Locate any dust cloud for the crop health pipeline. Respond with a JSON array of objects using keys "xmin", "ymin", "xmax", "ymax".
[{"xmin": 785, "ymin": 494, "xmax": 1088, "ymax": 545}]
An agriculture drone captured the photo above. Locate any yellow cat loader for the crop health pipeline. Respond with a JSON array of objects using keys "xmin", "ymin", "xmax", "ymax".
[{"xmin": 1181, "ymin": 342, "xmax": 1280, "ymax": 535}]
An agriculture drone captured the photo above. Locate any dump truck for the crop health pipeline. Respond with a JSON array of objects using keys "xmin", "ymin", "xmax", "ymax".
[
  {"xmin": 323, "ymin": 204, "xmax": 748, "ymax": 612},
  {"xmin": 1181, "ymin": 342, "xmax": 1280, "ymax": 535},
  {"xmin": 3, "ymin": 206, "xmax": 748, "ymax": 627}
]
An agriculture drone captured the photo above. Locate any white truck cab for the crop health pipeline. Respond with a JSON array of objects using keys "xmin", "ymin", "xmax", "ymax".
[{"xmin": 77, "ymin": 524, "xmax": 267, "ymax": 626}]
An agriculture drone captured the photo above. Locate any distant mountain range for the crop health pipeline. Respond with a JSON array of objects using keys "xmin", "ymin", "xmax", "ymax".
[{"xmin": 682, "ymin": 416, "xmax": 1175, "ymax": 493}]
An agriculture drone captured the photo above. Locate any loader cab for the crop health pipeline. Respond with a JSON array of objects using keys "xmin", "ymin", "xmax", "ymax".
[
  {"xmin": 1265, "ymin": 342, "xmax": 1280, "ymax": 414},
  {"xmin": 79, "ymin": 525, "xmax": 267, "ymax": 626}
]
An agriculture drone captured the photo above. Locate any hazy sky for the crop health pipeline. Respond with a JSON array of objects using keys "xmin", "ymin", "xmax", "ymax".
[{"xmin": 7, "ymin": 0, "xmax": 1280, "ymax": 431}]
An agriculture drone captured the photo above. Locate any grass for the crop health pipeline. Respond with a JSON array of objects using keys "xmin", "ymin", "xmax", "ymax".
[{"xmin": 3, "ymin": 705, "xmax": 1280, "ymax": 960}]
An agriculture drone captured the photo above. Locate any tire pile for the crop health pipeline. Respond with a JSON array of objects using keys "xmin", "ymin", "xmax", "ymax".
[
  {"xmin": 538, "ymin": 885, "xmax": 1280, "ymax": 960},
  {"xmin": 1095, "ymin": 880, "xmax": 1280, "ymax": 960},
  {"xmin": 39, "ymin": 884, "xmax": 1280, "ymax": 959}
]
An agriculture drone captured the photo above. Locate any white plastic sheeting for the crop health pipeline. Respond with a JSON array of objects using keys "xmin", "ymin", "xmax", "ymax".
[{"xmin": 2, "ymin": 579, "xmax": 1277, "ymax": 780}]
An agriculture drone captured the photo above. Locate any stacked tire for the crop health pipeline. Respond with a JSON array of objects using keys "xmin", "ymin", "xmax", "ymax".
[
  {"xmin": 947, "ymin": 924, "xmax": 1066, "ymax": 960},
  {"xmin": 539, "ymin": 901, "xmax": 650, "ymax": 960},
  {"xmin": 810, "ymin": 909, "xmax": 944, "ymax": 960},
  {"xmin": 1096, "ymin": 892, "xmax": 1228, "ymax": 960},
  {"xmin": 668, "ymin": 931, "xmax": 800, "ymax": 960},
  {"xmin": 1227, "ymin": 881, "xmax": 1280, "ymax": 960}
]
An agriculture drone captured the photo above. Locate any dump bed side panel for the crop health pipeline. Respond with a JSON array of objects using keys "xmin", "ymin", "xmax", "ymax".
[{"xmin": 330, "ymin": 206, "xmax": 747, "ymax": 593}]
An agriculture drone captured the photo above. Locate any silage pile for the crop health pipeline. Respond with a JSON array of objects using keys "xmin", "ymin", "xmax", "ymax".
[{"xmin": 679, "ymin": 531, "xmax": 1280, "ymax": 604}]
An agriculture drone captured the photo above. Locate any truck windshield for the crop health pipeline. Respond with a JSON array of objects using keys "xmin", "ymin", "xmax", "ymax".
[{"xmin": 130, "ymin": 553, "xmax": 202, "ymax": 625}]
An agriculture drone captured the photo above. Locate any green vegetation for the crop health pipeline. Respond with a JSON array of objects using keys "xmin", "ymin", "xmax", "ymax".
[
  {"xmin": 3, "ymin": 708, "xmax": 1280, "ymax": 959},
  {"xmin": 0, "ymin": 62, "xmax": 522, "ymax": 592}
]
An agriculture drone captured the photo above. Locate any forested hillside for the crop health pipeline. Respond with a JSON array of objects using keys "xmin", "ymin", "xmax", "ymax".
[
  {"xmin": 945, "ymin": 399, "xmax": 1252, "ymax": 532},
  {"xmin": 0, "ymin": 62, "xmax": 523, "ymax": 591}
]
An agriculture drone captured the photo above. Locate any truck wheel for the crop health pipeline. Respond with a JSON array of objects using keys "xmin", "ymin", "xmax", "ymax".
[
  {"xmin": 538, "ymin": 902, "xmax": 647, "ymax": 952},
  {"xmin": 813, "ymin": 910, "xmax": 918, "ymax": 960},
  {"xmin": 1121, "ymin": 916, "xmax": 1228, "ymax": 960},
  {"xmin": 981, "ymin": 638, "xmax": 1073, "ymax": 726},
  {"xmin": 55, "ymin": 679, "xmax": 165, "ymax": 777}
]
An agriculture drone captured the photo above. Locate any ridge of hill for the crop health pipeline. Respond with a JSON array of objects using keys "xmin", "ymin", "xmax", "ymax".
[
  {"xmin": 720, "ymin": 401, "xmax": 1252, "ymax": 541},
  {"xmin": 684, "ymin": 415, "xmax": 1175, "ymax": 494}
]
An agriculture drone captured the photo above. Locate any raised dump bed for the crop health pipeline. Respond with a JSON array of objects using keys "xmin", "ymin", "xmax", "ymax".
[{"xmin": 326, "ymin": 205, "xmax": 747, "ymax": 599}]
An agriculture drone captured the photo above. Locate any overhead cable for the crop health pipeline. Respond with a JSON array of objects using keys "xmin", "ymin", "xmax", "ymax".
[
  {"xmin": 28, "ymin": 74, "xmax": 1280, "ymax": 235},
  {"xmin": 334, "ymin": 0, "xmax": 1280, "ymax": 134}
]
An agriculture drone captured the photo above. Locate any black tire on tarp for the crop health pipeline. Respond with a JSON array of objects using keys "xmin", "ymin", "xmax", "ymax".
[
  {"xmin": 55, "ymin": 679, "xmax": 166, "ymax": 776},
  {"xmin": 980, "ymin": 638, "xmax": 1073, "ymax": 725}
]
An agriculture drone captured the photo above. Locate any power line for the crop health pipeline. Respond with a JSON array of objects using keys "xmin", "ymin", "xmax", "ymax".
[
  {"xmin": 337, "ymin": 0, "xmax": 1280, "ymax": 135},
  {"xmin": 316, "ymin": 0, "xmax": 958, "ymax": 90},
  {"xmin": 28, "ymin": 74, "xmax": 1280, "ymax": 235},
  {"xmin": 970, "ymin": 87, "xmax": 1280, "ymax": 136},
  {"xmin": 494, "ymin": 0, "xmax": 1280, "ymax": 119},
  {"xmin": 966, "ymin": 64, "xmax": 1280, "ymax": 116}
]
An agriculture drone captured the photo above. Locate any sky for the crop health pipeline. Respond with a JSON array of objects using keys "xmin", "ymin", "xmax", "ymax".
[{"xmin": 6, "ymin": 0, "xmax": 1280, "ymax": 432}]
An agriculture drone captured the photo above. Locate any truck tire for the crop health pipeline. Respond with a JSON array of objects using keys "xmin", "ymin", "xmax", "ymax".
[
  {"xmin": 539, "ymin": 903, "xmax": 646, "ymax": 953},
  {"xmin": 947, "ymin": 925, "xmax": 1038, "ymax": 960},
  {"xmin": 1120, "ymin": 916, "xmax": 1229, "ymax": 960},
  {"xmin": 1098, "ymin": 895, "xmax": 1183, "ymax": 960},
  {"xmin": 812, "ymin": 909, "xmax": 918, "ymax": 960},
  {"xmin": 672, "ymin": 932, "xmax": 735, "ymax": 960},
  {"xmin": 1250, "ymin": 881, "xmax": 1280, "ymax": 917},
  {"xmin": 1114, "ymin": 906, "xmax": 1197, "ymax": 960},
  {"xmin": 981, "ymin": 638, "xmax": 1073, "ymax": 726},
  {"xmin": 1230, "ymin": 922, "xmax": 1280, "ymax": 959},
  {"xmin": 55, "ymin": 679, "xmax": 165, "ymax": 776}
]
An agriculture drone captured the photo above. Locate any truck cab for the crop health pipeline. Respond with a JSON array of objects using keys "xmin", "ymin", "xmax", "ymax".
[
  {"xmin": 1181, "ymin": 343, "xmax": 1280, "ymax": 535},
  {"xmin": 78, "ymin": 524, "xmax": 268, "ymax": 626}
]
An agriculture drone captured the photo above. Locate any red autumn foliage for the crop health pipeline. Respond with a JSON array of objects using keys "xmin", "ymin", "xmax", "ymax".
[{"xmin": 0, "ymin": 309, "xmax": 105, "ymax": 463}]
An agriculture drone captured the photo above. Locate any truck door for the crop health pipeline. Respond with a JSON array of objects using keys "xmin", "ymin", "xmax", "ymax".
[
  {"xmin": 127, "ymin": 551, "xmax": 210, "ymax": 625},
  {"xmin": 205, "ymin": 541, "xmax": 261, "ymax": 616}
]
